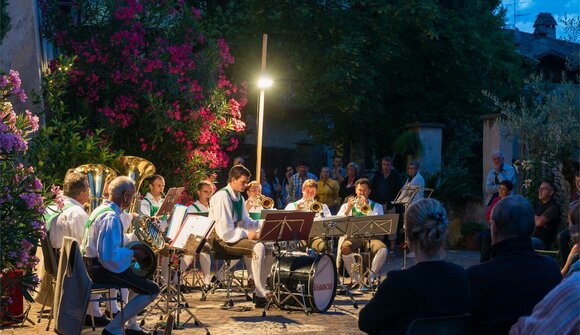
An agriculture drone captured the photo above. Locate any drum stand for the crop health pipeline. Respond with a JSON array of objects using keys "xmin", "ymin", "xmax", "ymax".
[
  {"xmin": 325, "ymin": 222, "xmax": 359, "ymax": 309},
  {"xmin": 263, "ymin": 242, "xmax": 312, "ymax": 317},
  {"xmin": 143, "ymin": 249, "xmax": 209, "ymax": 335}
]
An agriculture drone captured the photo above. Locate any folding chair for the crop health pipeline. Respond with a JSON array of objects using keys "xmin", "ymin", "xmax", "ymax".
[
  {"xmin": 405, "ymin": 313, "xmax": 470, "ymax": 335},
  {"xmin": 37, "ymin": 235, "xmax": 59, "ymax": 330}
]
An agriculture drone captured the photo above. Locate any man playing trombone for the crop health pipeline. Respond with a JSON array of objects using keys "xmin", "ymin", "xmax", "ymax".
[{"xmin": 337, "ymin": 178, "xmax": 387, "ymax": 290}]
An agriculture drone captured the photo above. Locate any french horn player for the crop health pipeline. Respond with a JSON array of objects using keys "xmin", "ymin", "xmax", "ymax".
[
  {"xmin": 82, "ymin": 176, "xmax": 160, "ymax": 335},
  {"xmin": 337, "ymin": 178, "xmax": 387, "ymax": 290},
  {"xmin": 284, "ymin": 179, "xmax": 332, "ymax": 253}
]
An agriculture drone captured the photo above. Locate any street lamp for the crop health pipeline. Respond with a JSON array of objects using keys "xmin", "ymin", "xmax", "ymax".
[{"xmin": 255, "ymin": 74, "xmax": 272, "ymax": 182}]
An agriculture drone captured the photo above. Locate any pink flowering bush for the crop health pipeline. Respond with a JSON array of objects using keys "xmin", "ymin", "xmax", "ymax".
[
  {"xmin": 39, "ymin": 0, "xmax": 247, "ymax": 193},
  {"xmin": 0, "ymin": 70, "xmax": 48, "ymax": 302}
]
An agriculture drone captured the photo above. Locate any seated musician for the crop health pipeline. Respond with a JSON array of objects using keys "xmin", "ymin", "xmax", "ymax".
[
  {"xmin": 208, "ymin": 165, "xmax": 273, "ymax": 308},
  {"xmin": 337, "ymin": 178, "xmax": 387, "ymax": 289},
  {"xmin": 183, "ymin": 180, "xmax": 215, "ymax": 291},
  {"xmin": 285, "ymin": 179, "xmax": 332, "ymax": 253},
  {"xmin": 140, "ymin": 174, "xmax": 165, "ymax": 217},
  {"xmin": 83, "ymin": 176, "xmax": 160, "ymax": 335}
]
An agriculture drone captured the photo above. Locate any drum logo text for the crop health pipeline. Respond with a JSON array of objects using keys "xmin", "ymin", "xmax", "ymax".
[{"xmin": 314, "ymin": 282, "xmax": 333, "ymax": 291}]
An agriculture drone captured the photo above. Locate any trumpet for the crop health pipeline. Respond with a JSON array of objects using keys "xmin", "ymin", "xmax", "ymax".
[
  {"xmin": 297, "ymin": 198, "xmax": 323, "ymax": 213},
  {"xmin": 248, "ymin": 194, "xmax": 275, "ymax": 209},
  {"xmin": 354, "ymin": 195, "xmax": 371, "ymax": 215}
]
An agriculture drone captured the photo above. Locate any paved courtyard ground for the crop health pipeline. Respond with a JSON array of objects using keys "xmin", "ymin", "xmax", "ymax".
[{"xmin": 0, "ymin": 250, "xmax": 480, "ymax": 335}]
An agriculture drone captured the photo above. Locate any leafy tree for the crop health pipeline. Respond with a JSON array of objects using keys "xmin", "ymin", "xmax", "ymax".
[
  {"xmin": 38, "ymin": 0, "xmax": 247, "ymax": 194},
  {"xmin": 197, "ymin": 0, "xmax": 523, "ymax": 179},
  {"xmin": 0, "ymin": 0, "xmax": 10, "ymax": 43}
]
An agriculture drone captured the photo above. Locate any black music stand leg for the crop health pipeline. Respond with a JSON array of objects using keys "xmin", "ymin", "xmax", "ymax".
[{"xmin": 325, "ymin": 229, "xmax": 359, "ymax": 310}]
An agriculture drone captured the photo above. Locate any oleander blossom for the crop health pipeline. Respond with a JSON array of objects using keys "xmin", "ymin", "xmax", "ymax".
[{"xmin": 1, "ymin": 69, "xmax": 50, "ymax": 304}]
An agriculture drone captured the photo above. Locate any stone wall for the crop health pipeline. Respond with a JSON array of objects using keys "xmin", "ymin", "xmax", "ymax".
[{"xmin": 0, "ymin": 0, "xmax": 43, "ymax": 115}]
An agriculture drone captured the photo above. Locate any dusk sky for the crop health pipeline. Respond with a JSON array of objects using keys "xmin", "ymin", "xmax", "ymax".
[{"xmin": 501, "ymin": 0, "xmax": 579, "ymax": 38}]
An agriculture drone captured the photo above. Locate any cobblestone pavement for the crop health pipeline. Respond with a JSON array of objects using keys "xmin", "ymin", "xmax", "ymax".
[{"xmin": 0, "ymin": 250, "xmax": 479, "ymax": 335}]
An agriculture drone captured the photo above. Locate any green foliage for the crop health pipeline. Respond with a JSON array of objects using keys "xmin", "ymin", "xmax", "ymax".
[
  {"xmin": 392, "ymin": 130, "xmax": 423, "ymax": 163},
  {"xmin": 484, "ymin": 74, "xmax": 580, "ymax": 202},
  {"xmin": 424, "ymin": 166, "xmax": 478, "ymax": 210},
  {"xmin": 28, "ymin": 55, "xmax": 120, "ymax": 187},
  {"xmin": 198, "ymin": 0, "xmax": 523, "ymax": 178},
  {"xmin": 0, "ymin": 0, "xmax": 10, "ymax": 43}
]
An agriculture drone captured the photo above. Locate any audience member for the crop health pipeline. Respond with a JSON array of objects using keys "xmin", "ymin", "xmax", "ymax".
[
  {"xmin": 480, "ymin": 180, "xmax": 513, "ymax": 262},
  {"xmin": 339, "ymin": 162, "xmax": 359, "ymax": 201},
  {"xmin": 467, "ymin": 195, "xmax": 562, "ymax": 335},
  {"xmin": 532, "ymin": 180, "xmax": 561, "ymax": 249},
  {"xmin": 359, "ymin": 199, "xmax": 470, "ymax": 335},
  {"xmin": 289, "ymin": 161, "xmax": 318, "ymax": 202},
  {"xmin": 484, "ymin": 150, "xmax": 517, "ymax": 206},
  {"xmin": 560, "ymin": 201, "xmax": 579, "ymax": 277},
  {"xmin": 331, "ymin": 155, "xmax": 346, "ymax": 184},
  {"xmin": 317, "ymin": 166, "xmax": 341, "ymax": 214},
  {"xmin": 281, "ymin": 165, "xmax": 294, "ymax": 206}
]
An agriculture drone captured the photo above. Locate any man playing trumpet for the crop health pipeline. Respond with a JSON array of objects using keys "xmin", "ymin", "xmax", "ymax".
[
  {"xmin": 285, "ymin": 179, "xmax": 331, "ymax": 253},
  {"xmin": 337, "ymin": 178, "xmax": 387, "ymax": 290}
]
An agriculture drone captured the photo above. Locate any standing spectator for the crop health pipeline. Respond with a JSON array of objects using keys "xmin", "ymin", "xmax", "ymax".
[
  {"xmin": 271, "ymin": 167, "xmax": 283, "ymax": 209},
  {"xmin": 359, "ymin": 199, "xmax": 470, "ymax": 335},
  {"xmin": 370, "ymin": 157, "xmax": 403, "ymax": 255},
  {"xmin": 404, "ymin": 160, "xmax": 425, "ymax": 204},
  {"xmin": 532, "ymin": 180, "xmax": 561, "ymax": 249},
  {"xmin": 570, "ymin": 171, "xmax": 580, "ymax": 203},
  {"xmin": 331, "ymin": 156, "xmax": 346, "ymax": 184},
  {"xmin": 485, "ymin": 151, "xmax": 517, "ymax": 206},
  {"xmin": 289, "ymin": 161, "xmax": 318, "ymax": 202},
  {"xmin": 339, "ymin": 162, "xmax": 359, "ymax": 202},
  {"xmin": 259, "ymin": 168, "xmax": 274, "ymax": 200},
  {"xmin": 317, "ymin": 166, "xmax": 341, "ymax": 214},
  {"xmin": 467, "ymin": 195, "xmax": 562, "ymax": 335}
]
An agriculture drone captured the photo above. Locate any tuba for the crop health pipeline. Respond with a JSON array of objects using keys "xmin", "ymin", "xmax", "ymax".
[
  {"xmin": 73, "ymin": 164, "xmax": 118, "ymax": 214},
  {"xmin": 112, "ymin": 156, "xmax": 166, "ymax": 255},
  {"xmin": 111, "ymin": 155, "xmax": 157, "ymax": 213}
]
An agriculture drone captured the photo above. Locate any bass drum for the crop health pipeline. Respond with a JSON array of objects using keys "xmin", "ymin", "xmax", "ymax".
[{"xmin": 269, "ymin": 253, "xmax": 337, "ymax": 312}]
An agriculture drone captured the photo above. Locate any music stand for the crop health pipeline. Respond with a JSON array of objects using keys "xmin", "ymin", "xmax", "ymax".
[
  {"xmin": 393, "ymin": 184, "xmax": 420, "ymax": 270},
  {"xmin": 148, "ymin": 214, "xmax": 212, "ymax": 334},
  {"xmin": 156, "ymin": 187, "xmax": 185, "ymax": 217},
  {"xmin": 259, "ymin": 212, "xmax": 315, "ymax": 316}
]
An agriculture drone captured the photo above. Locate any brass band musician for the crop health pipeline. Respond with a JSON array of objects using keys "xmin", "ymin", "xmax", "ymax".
[
  {"xmin": 82, "ymin": 176, "xmax": 159, "ymax": 335},
  {"xmin": 285, "ymin": 179, "xmax": 331, "ymax": 253},
  {"xmin": 208, "ymin": 165, "xmax": 273, "ymax": 308},
  {"xmin": 184, "ymin": 180, "xmax": 215, "ymax": 290},
  {"xmin": 337, "ymin": 178, "xmax": 387, "ymax": 289},
  {"xmin": 140, "ymin": 174, "xmax": 165, "ymax": 217}
]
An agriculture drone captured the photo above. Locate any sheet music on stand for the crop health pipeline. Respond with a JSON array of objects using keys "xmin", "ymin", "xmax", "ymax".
[
  {"xmin": 156, "ymin": 187, "xmax": 185, "ymax": 217},
  {"xmin": 260, "ymin": 212, "xmax": 315, "ymax": 243},
  {"xmin": 393, "ymin": 184, "xmax": 420, "ymax": 207},
  {"xmin": 170, "ymin": 214, "xmax": 215, "ymax": 254},
  {"xmin": 348, "ymin": 214, "xmax": 400, "ymax": 238},
  {"xmin": 309, "ymin": 216, "xmax": 350, "ymax": 238},
  {"xmin": 166, "ymin": 204, "xmax": 188, "ymax": 241}
]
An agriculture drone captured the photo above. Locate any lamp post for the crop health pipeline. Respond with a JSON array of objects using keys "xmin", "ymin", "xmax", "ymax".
[{"xmin": 255, "ymin": 34, "xmax": 272, "ymax": 182}]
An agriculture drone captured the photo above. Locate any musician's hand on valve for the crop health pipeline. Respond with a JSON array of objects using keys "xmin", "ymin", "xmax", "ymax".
[{"xmin": 132, "ymin": 248, "xmax": 148, "ymax": 261}]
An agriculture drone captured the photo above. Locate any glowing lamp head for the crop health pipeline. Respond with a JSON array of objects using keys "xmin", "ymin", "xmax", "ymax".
[{"xmin": 257, "ymin": 77, "xmax": 273, "ymax": 89}]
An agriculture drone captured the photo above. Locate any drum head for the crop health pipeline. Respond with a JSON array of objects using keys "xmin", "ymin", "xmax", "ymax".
[{"xmin": 311, "ymin": 254, "xmax": 337, "ymax": 312}]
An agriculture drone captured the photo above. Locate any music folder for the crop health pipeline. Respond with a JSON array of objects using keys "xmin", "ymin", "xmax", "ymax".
[
  {"xmin": 156, "ymin": 187, "xmax": 185, "ymax": 217},
  {"xmin": 166, "ymin": 204, "xmax": 188, "ymax": 241},
  {"xmin": 348, "ymin": 214, "xmax": 400, "ymax": 237},
  {"xmin": 308, "ymin": 215, "xmax": 350, "ymax": 237},
  {"xmin": 259, "ymin": 211, "xmax": 315, "ymax": 243},
  {"xmin": 393, "ymin": 184, "xmax": 419, "ymax": 206},
  {"xmin": 170, "ymin": 213, "xmax": 215, "ymax": 254}
]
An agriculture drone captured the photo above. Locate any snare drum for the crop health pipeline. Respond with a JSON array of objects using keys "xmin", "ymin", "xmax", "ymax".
[{"xmin": 269, "ymin": 253, "xmax": 337, "ymax": 312}]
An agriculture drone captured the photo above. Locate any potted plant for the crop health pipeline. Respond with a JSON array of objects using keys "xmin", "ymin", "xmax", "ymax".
[{"xmin": 460, "ymin": 221, "xmax": 486, "ymax": 250}]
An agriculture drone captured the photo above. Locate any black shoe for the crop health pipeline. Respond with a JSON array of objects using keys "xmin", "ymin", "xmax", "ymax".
[
  {"xmin": 254, "ymin": 295, "xmax": 268, "ymax": 308},
  {"xmin": 104, "ymin": 310, "xmax": 119, "ymax": 319},
  {"xmin": 126, "ymin": 329, "xmax": 151, "ymax": 335},
  {"xmin": 202, "ymin": 284, "xmax": 212, "ymax": 293},
  {"xmin": 85, "ymin": 314, "xmax": 110, "ymax": 327}
]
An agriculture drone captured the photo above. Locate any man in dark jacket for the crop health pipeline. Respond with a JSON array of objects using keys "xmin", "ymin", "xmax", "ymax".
[{"xmin": 467, "ymin": 195, "xmax": 562, "ymax": 335}]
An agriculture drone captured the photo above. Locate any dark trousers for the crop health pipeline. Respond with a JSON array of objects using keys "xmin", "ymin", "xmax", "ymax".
[{"xmin": 91, "ymin": 267, "xmax": 160, "ymax": 296}]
